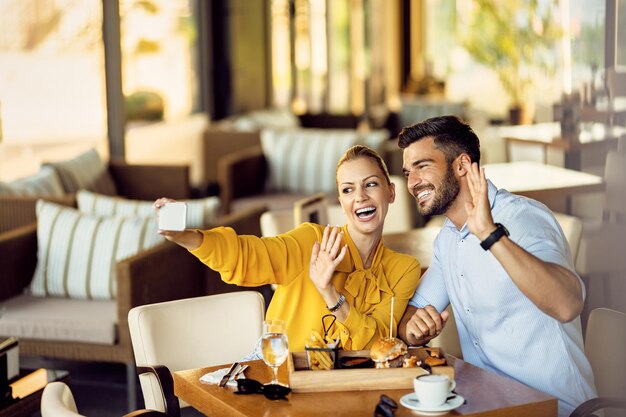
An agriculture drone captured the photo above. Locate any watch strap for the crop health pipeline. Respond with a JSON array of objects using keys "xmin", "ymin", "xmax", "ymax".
[{"xmin": 480, "ymin": 223, "xmax": 509, "ymax": 251}]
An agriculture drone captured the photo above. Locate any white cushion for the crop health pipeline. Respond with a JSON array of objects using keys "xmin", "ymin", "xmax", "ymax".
[
  {"xmin": 76, "ymin": 190, "xmax": 220, "ymax": 228},
  {"xmin": 260, "ymin": 128, "xmax": 388, "ymax": 194},
  {"xmin": 30, "ymin": 200, "xmax": 164, "ymax": 300},
  {"xmin": 0, "ymin": 166, "xmax": 65, "ymax": 197},
  {"xmin": 0, "ymin": 294, "xmax": 117, "ymax": 345},
  {"xmin": 44, "ymin": 148, "xmax": 117, "ymax": 195},
  {"xmin": 232, "ymin": 108, "xmax": 301, "ymax": 131}
]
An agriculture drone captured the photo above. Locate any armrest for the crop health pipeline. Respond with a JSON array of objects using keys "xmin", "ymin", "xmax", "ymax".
[
  {"xmin": 108, "ymin": 160, "xmax": 192, "ymax": 200},
  {"xmin": 569, "ymin": 397, "xmax": 626, "ymax": 417},
  {"xmin": 217, "ymin": 145, "xmax": 267, "ymax": 214},
  {"xmin": 214, "ymin": 204, "xmax": 266, "ymax": 237},
  {"xmin": 0, "ymin": 224, "xmax": 38, "ymax": 300},
  {"xmin": 0, "ymin": 195, "xmax": 75, "ymax": 233},
  {"xmin": 136, "ymin": 365, "xmax": 180, "ymax": 417}
]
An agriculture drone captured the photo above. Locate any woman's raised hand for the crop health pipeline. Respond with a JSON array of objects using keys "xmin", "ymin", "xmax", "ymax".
[
  {"xmin": 309, "ymin": 226, "xmax": 347, "ymax": 293},
  {"xmin": 154, "ymin": 198, "xmax": 203, "ymax": 251}
]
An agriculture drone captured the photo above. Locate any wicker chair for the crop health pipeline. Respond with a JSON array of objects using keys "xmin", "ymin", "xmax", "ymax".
[{"xmin": 0, "ymin": 204, "xmax": 265, "ymax": 412}]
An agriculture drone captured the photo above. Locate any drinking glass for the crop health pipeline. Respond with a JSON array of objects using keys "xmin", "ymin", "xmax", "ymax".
[{"xmin": 260, "ymin": 319, "xmax": 289, "ymax": 386}]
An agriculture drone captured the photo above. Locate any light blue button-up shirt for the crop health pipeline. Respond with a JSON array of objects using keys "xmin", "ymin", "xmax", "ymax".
[{"xmin": 409, "ymin": 180, "xmax": 596, "ymax": 417}]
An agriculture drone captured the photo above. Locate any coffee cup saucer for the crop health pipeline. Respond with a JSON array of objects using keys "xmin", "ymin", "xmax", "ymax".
[{"xmin": 399, "ymin": 393, "xmax": 465, "ymax": 415}]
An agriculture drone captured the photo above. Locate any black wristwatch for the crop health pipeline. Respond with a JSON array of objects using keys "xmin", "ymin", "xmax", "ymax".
[{"xmin": 480, "ymin": 223, "xmax": 509, "ymax": 251}]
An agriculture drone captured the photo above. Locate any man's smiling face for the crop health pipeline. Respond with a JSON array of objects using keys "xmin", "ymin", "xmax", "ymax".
[{"xmin": 402, "ymin": 137, "xmax": 460, "ymax": 217}]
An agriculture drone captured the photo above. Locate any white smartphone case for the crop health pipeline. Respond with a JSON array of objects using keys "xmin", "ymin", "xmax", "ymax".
[{"xmin": 158, "ymin": 202, "xmax": 187, "ymax": 231}]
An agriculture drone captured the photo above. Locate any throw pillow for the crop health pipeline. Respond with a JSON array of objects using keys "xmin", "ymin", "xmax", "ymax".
[
  {"xmin": 231, "ymin": 108, "xmax": 301, "ymax": 131},
  {"xmin": 76, "ymin": 190, "xmax": 220, "ymax": 228},
  {"xmin": 0, "ymin": 166, "xmax": 65, "ymax": 197},
  {"xmin": 260, "ymin": 128, "xmax": 388, "ymax": 194},
  {"xmin": 30, "ymin": 200, "xmax": 164, "ymax": 300},
  {"xmin": 44, "ymin": 148, "xmax": 117, "ymax": 195}
]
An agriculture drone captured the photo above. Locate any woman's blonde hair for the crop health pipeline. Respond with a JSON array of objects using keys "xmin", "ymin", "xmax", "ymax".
[{"xmin": 336, "ymin": 145, "xmax": 391, "ymax": 185}]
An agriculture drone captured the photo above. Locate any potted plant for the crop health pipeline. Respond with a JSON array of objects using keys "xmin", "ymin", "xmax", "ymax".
[{"xmin": 459, "ymin": 0, "xmax": 562, "ymax": 124}]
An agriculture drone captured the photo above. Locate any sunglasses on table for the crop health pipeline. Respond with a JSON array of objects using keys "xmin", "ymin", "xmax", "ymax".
[
  {"xmin": 234, "ymin": 378, "xmax": 292, "ymax": 400},
  {"xmin": 374, "ymin": 394, "xmax": 398, "ymax": 417}
]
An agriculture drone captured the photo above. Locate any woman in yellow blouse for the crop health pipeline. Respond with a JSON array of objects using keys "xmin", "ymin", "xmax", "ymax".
[{"xmin": 155, "ymin": 145, "xmax": 421, "ymax": 351}]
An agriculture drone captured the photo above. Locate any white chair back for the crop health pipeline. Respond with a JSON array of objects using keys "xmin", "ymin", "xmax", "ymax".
[
  {"xmin": 260, "ymin": 209, "xmax": 293, "ymax": 236},
  {"xmin": 604, "ymin": 151, "xmax": 626, "ymax": 222},
  {"xmin": 553, "ymin": 212, "xmax": 583, "ymax": 264},
  {"xmin": 384, "ymin": 175, "xmax": 414, "ymax": 234},
  {"xmin": 585, "ymin": 308, "xmax": 626, "ymax": 413},
  {"xmin": 128, "ymin": 292, "xmax": 265, "ymax": 412},
  {"xmin": 41, "ymin": 382, "xmax": 83, "ymax": 417}
]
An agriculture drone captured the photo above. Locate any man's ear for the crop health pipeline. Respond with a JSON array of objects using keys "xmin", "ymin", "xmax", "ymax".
[
  {"xmin": 455, "ymin": 154, "xmax": 472, "ymax": 177},
  {"xmin": 388, "ymin": 181, "xmax": 396, "ymax": 204}
]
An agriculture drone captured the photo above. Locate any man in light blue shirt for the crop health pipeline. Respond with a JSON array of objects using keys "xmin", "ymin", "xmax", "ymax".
[{"xmin": 397, "ymin": 116, "xmax": 596, "ymax": 417}]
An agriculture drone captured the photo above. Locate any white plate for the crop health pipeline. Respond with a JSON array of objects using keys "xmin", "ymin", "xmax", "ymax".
[{"xmin": 399, "ymin": 393, "xmax": 465, "ymax": 415}]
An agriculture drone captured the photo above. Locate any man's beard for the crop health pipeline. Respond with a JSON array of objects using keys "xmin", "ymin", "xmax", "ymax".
[{"xmin": 415, "ymin": 163, "xmax": 460, "ymax": 217}]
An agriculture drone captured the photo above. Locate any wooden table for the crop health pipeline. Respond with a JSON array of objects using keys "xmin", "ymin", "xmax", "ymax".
[
  {"xmin": 483, "ymin": 161, "xmax": 604, "ymax": 212},
  {"xmin": 497, "ymin": 121, "xmax": 623, "ymax": 170},
  {"xmin": 173, "ymin": 356, "xmax": 557, "ymax": 417}
]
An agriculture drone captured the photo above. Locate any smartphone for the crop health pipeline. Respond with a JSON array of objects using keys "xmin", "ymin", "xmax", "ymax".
[{"xmin": 158, "ymin": 202, "xmax": 187, "ymax": 231}]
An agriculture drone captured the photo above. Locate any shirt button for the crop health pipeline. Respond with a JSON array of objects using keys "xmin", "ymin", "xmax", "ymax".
[
  {"xmin": 343, "ymin": 330, "xmax": 348, "ymax": 335},
  {"xmin": 466, "ymin": 308, "xmax": 470, "ymax": 313},
  {"xmin": 460, "ymin": 239, "xmax": 464, "ymax": 243},
  {"xmin": 473, "ymin": 341, "xmax": 478, "ymax": 347}
]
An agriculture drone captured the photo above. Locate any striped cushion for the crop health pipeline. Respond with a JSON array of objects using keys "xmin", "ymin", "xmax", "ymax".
[
  {"xmin": 76, "ymin": 190, "xmax": 220, "ymax": 228},
  {"xmin": 260, "ymin": 128, "xmax": 388, "ymax": 194},
  {"xmin": 0, "ymin": 166, "xmax": 65, "ymax": 197},
  {"xmin": 30, "ymin": 200, "xmax": 164, "ymax": 300},
  {"xmin": 44, "ymin": 148, "xmax": 117, "ymax": 195}
]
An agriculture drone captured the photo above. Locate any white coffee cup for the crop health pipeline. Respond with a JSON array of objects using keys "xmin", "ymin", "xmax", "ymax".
[{"xmin": 413, "ymin": 374, "xmax": 456, "ymax": 407}]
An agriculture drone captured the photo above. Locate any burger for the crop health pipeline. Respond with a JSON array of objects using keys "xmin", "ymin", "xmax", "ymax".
[{"xmin": 370, "ymin": 337, "xmax": 408, "ymax": 368}]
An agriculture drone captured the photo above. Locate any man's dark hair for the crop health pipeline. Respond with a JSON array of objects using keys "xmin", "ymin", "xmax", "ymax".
[{"xmin": 397, "ymin": 115, "xmax": 481, "ymax": 165}]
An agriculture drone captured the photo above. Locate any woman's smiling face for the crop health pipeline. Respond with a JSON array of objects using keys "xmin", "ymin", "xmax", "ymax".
[{"xmin": 337, "ymin": 156, "xmax": 395, "ymax": 236}]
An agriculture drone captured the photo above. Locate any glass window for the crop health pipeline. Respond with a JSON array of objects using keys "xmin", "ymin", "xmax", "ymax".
[
  {"xmin": 270, "ymin": 0, "xmax": 384, "ymax": 115},
  {"xmin": 119, "ymin": 0, "xmax": 199, "ymax": 124},
  {"xmin": 0, "ymin": 0, "xmax": 107, "ymax": 180},
  {"xmin": 569, "ymin": 0, "xmax": 605, "ymax": 92},
  {"xmin": 421, "ymin": 0, "xmax": 606, "ymax": 120}
]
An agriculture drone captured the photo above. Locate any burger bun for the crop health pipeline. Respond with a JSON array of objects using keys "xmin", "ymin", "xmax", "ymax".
[{"xmin": 370, "ymin": 337, "xmax": 408, "ymax": 368}]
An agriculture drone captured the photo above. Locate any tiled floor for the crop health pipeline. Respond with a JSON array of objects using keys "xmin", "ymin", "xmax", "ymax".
[{"xmin": 22, "ymin": 357, "xmax": 204, "ymax": 416}]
